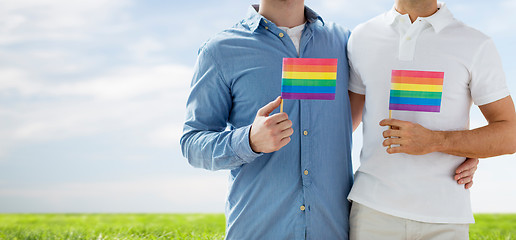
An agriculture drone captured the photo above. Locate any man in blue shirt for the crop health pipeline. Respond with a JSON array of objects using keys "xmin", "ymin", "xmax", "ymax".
[
  {"xmin": 180, "ymin": 0, "xmax": 477, "ymax": 239},
  {"xmin": 180, "ymin": 0, "xmax": 353, "ymax": 239}
]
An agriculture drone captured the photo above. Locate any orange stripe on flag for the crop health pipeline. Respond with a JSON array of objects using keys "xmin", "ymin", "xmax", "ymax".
[{"xmin": 391, "ymin": 76, "xmax": 443, "ymax": 85}]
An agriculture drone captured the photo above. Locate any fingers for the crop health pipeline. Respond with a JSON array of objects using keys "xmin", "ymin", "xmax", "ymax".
[
  {"xmin": 455, "ymin": 158, "xmax": 479, "ymax": 174},
  {"xmin": 457, "ymin": 175, "xmax": 473, "ymax": 185},
  {"xmin": 383, "ymin": 129, "xmax": 402, "ymax": 138},
  {"xmin": 257, "ymin": 96, "xmax": 282, "ymax": 117},
  {"xmin": 269, "ymin": 112, "xmax": 289, "ymax": 124},
  {"xmin": 279, "ymin": 127, "xmax": 294, "ymax": 139},
  {"xmin": 454, "ymin": 166, "xmax": 476, "ymax": 181},
  {"xmin": 455, "ymin": 158, "xmax": 478, "ymax": 189},
  {"xmin": 379, "ymin": 118, "xmax": 408, "ymax": 128},
  {"xmin": 383, "ymin": 137, "xmax": 401, "ymax": 147},
  {"xmin": 386, "ymin": 146, "xmax": 404, "ymax": 154},
  {"xmin": 277, "ymin": 118, "xmax": 293, "ymax": 130},
  {"xmin": 278, "ymin": 137, "xmax": 291, "ymax": 149}
]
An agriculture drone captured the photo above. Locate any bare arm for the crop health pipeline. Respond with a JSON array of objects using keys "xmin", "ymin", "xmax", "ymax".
[
  {"xmin": 437, "ymin": 96, "xmax": 516, "ymax": 157},
  {"xmin": 349, "ymin": 91, "xmax": 365, "ymax": 132},
  {"xmin": 381, "ymin": 96, "xmax": 516, "ymax": 157},
  {"xmin": 351, "ymin": 91, "xmax": 478, "ymax": 188}
]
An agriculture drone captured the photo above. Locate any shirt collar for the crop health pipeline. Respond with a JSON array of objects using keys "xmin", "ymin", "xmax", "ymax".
[
  {"xmin": 385, "ymin": 2, "xmax": 455, "ymax": 33},
  {"xmin": 423, "ymin": 2, "xmax": 454, "ymax": 33},
  {"xmin": 245, "ymin": 4, "xmax": 324, "ymax": 33}
]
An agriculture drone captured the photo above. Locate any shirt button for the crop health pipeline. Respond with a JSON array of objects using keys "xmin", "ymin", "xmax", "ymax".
[
  {"xmin": 304, "ymin": 170, "xmax": 308, "ymax": 175},
  {"xmin": 303, "ymin": 130, "xmax": 308, "ymax": 136},
  {"xmin": 265, "ymin": 26, "xmax": 268, "ymax": 30},
  {"xmin": 279, "ymin": 32, "xmax": 284, "ymax": 38},
  {"xmin": 300, "ymin": 205, "xmax": 306, "ymax": 211},
  {"xmin": 406, "ymin": 36, "xmax": 412, "ymax": 41}
]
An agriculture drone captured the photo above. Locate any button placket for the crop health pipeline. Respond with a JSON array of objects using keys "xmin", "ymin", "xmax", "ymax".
[{"xmin": 398, "ymin": 20, "xmax": 426, "ymax": 61}]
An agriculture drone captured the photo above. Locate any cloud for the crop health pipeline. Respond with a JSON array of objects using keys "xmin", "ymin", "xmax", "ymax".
[
  {"xmin": 471, "ymin": 154, "xmax": 516, "ymax": 213},
  {"xmin": 147, "ymin": 123, "xmax": 186, "ymax": 148},
  {"xmin": 0, "ymin": 0, "xmax": 132, "ymax": 44},
  {"xmin": 310, "ymin": 0, "xmax": 391, "ymax": 20},
  {"xmin": 0, "ymin": 64, "xmax": 192, "ymax": 150},
  {"xmin": 0, "ymin": 174, "xmax": 228, "ymax": 213},
  {"xmin": 129, "ymin": 37, "xmax": 166, "ymax": 61}
]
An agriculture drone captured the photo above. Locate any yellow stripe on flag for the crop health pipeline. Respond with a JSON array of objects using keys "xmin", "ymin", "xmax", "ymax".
[
  {"xmin": 282, "ymin": 71, "xmax": 337, "ymax": 80},
  {"xmin": 391, "ymin": 83, "xmax": 443, "ymax": 92}
]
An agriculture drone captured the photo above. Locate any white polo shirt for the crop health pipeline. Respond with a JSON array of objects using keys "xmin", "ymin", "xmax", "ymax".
[{"xmin": 348, "ymin": 2, "xmax": 510, "ymax": 223}]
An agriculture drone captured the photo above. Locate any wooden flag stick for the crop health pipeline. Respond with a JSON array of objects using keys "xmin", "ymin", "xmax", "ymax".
[
  {"xmin": 388, "ymin": 110, "xmax": 392, "ymax": 149},
  {"xmin": 280, "ymin": 99, "xmax": 284, "ymax": 113}
]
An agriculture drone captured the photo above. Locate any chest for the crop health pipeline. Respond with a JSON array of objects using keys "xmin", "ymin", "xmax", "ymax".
[{"xmin": 355, "ymin": 29, "xmax": 474, "ymax": 130}]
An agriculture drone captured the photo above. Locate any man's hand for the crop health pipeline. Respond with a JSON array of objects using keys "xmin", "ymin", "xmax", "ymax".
[
  {"xmin": 250, "ymin": 96, "xmax": 294, "ymax": 153},
  {"xmin": 380, "ymin": 118, "xmax": 440, "ymax": 155},
  {"xmin": 454, "ymin": 158, "xmax": 479, "ymax": 189}
]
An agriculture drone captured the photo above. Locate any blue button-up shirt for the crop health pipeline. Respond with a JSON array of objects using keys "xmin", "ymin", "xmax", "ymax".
[{"xmin": 181, "ymin": 5, "xmax": 353, "ymax": 240}]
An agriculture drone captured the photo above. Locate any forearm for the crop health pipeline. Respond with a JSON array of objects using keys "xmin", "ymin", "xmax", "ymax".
[{"xmin": 433, "ymin": 120, "xmax": 516, "ymax": 158}]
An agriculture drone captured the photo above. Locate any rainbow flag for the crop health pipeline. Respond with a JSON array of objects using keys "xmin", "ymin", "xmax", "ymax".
[
  {"xmin": 281, "ymin": 58, "xmax": 338, "ymax": 100},
  {"xmin": 389, "ymin": 70, "xmax": 444, "ymax": 112}
]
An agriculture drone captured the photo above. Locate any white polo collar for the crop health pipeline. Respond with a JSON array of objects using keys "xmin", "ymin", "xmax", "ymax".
[{"xmin": 385, "ymin": 2, "xmax": 455, "ymax": 33}]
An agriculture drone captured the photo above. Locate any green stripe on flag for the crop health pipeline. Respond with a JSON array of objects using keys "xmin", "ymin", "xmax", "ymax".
[
  {"xmin": 390, "ymin": 90, "xmax": 442, "ymax": 99},
  {"xmin": 282, "ymin": 78, "xmax": 336, "ymax": 87}
]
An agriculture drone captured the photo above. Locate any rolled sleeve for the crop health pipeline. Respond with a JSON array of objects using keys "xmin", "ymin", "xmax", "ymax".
[{"xmin": 230, "ymin": 124, "xmax": 263, "ymax": 163}]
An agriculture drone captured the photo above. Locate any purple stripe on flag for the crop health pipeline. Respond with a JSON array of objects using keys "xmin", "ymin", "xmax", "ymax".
[
  {"xmin": 389, "ymin": 103, "xmax": 441, "ymax": 112},
  {"xmin": 281, "ymin": 92, "xmax": 335, "ymax": 100}
]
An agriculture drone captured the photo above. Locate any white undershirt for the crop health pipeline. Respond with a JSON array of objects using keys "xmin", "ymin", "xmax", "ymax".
[{"xmin": 279, "ymin": 23, "xmax": 306, "ymax": 56}]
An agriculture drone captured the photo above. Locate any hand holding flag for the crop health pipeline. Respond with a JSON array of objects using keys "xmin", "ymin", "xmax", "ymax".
[
  {"xmin": 250, "ymin": 96, "xmax": 294, "ymax": 153},
  {"xmin": 380, "ymin": 118, "xmax": 440, "ymax": 155}
]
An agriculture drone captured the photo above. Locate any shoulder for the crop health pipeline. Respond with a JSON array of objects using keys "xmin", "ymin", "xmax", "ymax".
[
  {"xmin": 198, "ymin": 21, "xmax": 252, "ymax": 56},
  {"xmin": 311, "ymin": 20, "xmax": 351, "ymax": 48},
  {"xmin": 318, "ymin": 21, "xmax": 351, "ymax": 39},
  {"xmin": 442, "ymin": 20, "xmax": 491, "ymax": 46},
  {"xmin": 350, "ymin": 13, "xmax": 386, "ymax": 40}
]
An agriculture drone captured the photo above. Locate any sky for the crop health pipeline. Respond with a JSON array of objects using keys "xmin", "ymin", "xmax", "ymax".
[{"xmin": 0, "ymin": 0, "xmax": 515, "ymax": 213}]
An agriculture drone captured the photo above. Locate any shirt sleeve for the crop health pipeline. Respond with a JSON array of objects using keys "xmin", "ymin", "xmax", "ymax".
[
  {"xmin": 347, "ymin": 33, "xmax": 366, "ymax": 95},
  {"xmin": 470, "ymin": 39, "xmax": 510, "ymax": 106},
  {"xmin": 180, "ymin": 44, "xmax": 262, "ymax": 171}
]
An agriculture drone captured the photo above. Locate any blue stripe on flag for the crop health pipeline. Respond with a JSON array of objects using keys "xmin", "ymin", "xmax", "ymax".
[{"xmin": 389, "ymin": 96, "xmax": 442, "ymax": 106}]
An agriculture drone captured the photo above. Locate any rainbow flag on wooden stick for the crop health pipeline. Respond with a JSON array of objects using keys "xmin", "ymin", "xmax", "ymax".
[
  {"xmin": 389, "ymin": 70, "xmax": 444, "ymax": 113},
  {"xmin": 281, "ymin": 58, "xmax": 338, "ymax": 100}
]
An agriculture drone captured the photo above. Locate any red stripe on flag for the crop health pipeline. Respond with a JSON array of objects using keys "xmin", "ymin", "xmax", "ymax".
[
  {"xmin": 283, "ymin": 58, "xmax": 338, "ymax": 66},
  {"xmin": 392, "ymin": 70, "xmax": 444, "ymax": 79}
]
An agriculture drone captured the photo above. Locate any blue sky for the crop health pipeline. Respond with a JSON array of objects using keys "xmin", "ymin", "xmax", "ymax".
[{"xmin": 0, "ymin": 0, "xmax": 515, "ymax": 213}]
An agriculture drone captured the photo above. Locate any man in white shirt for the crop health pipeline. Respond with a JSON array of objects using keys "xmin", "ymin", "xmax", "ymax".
[{"xmin": 347, "ymin": 0, "xmax": 516, "ymax": 239}]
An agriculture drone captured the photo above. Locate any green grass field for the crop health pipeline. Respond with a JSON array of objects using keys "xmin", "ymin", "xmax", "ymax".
[{"xmin": 0, "ymin": 213, "xmax": 514, "ymax": 239}]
